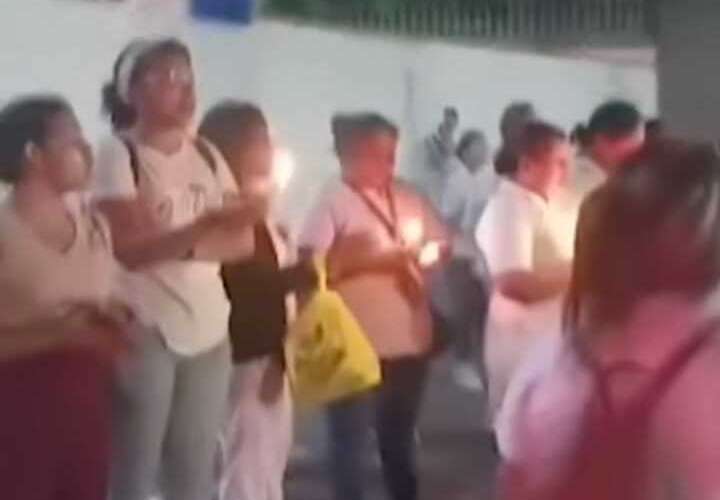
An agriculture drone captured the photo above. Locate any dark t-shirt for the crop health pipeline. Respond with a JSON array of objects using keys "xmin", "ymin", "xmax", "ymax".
[{"xmin": 221, "ymin": 223, "xmax": 315, "ymax": 364}]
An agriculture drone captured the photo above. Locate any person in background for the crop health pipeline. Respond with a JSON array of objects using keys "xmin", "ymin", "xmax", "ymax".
[
  {"xmin": 570, "ymin": 123, "xmax": 591, "ymax": 152},
  {"xmin": 434, "ymin": 128, "xmax": 496, "ymax": 391},
  {"xmin": 199, "ymin": 101, "xmax": 316, "ymax": 500},
  {"xmin": 497, "ymin": 141, "xmax": 720, "ymax": 500},
  {"xmin": 416, "ymin": 106, "xmax": 460, "ymax": 207},
  {"xmin": 494, "ymin": 101, "xmax": 537, "ymax": 177},
  {"xmin": 0, "ymin": 95, "xmax": 130, "ymax": 500},
  {"xmin": 93, "ymin": 39, "xmax": 260, "ymax": 500},
  {"xmin": 551, "ymin": 100, "xmax": 645, "ymax": 258},
  {"xmin": 440, "ymin": 129, "xmax": 497, "ymax": 235},
  {"xmin": 570, "ymin": 100, "xmax": 645, "ymax": 199},
  {"xmin": 300, "ymin": 112, "xmax": 448, "ymax": 500},
  {"xmin": 645, "ymin": 118, "xmax": 664, "ymax": 145},
  {"xmin": 475, "ymin": 121, "xmax": 572, "ymax": 424}
]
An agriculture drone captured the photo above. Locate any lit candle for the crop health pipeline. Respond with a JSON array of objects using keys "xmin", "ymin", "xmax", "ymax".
[
  {"xmin": 273, "ymin": 148, "xmax": 295, "ymax": 191},
  {"xmin": 418, "ymin": 240, "xmax": 441, "ymax": 268},
  {"xmin": 401, "ymin": 218, "xmax": 424, "ymax": 247}
]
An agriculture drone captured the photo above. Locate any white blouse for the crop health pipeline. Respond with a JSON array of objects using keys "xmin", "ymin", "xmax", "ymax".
[
  {"xmin": 0, "ymin": 195, "xmax": 120, "ymax": 327},
  {"xmin": 92, "ymin": 135, "xmax": 237, "ymax": 356}
]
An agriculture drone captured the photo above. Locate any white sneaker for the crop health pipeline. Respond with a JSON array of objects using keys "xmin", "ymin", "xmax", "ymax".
[{"xmin": 452, "ymin": 362, "xmax": 485, "ymax": 392}]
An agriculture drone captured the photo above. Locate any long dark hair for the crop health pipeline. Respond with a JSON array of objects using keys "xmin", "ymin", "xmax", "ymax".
[
  {"xmin": 565, "ymin": 139, "xmax": 720, "ymax": 345},
  {"xmin": 102, "ymin": 38, "xmax": 191, "ymax": 131}
]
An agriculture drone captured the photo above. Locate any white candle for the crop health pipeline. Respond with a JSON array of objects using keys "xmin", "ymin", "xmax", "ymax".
[
  {"xmin": 401, "ymin": 218, "xmax": 424, "ymax": 247},
  {"xmin": 273, "ymin": 148, "xmax": 295, "ymax": 191},
  {"xmin": 418, "ymin": 241, "xmax": 441, "ymax": 268}
]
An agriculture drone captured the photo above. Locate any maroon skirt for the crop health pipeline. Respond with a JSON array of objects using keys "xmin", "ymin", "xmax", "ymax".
[{"xmin": 0, "ymin": 346, "xmax": 112, "ymax": 500}]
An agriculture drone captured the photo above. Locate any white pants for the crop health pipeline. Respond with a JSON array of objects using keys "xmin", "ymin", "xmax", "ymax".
[
  {"xmin": 484, "ymin": 294, "xmax": 563, "ymax": 425},
  {"xmin": 219, "ymin": 355, "xmax": 293, "ymax": 500}
]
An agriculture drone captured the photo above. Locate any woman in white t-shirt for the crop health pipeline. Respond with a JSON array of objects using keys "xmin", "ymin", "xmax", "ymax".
[
  {"xmin": 300, "ymin": 113, "xmax": 448, "ymax": 500},
  {"xmin": 0, "ymin": 95, "xmax": 129, "ymax": 500},
  {"xmin": 92, "ymin": 39, "xmax": 260, "ymax": 500},
  {"xmin": 475, "ymin": 121, "xmax": 572, "ymax": 424}
]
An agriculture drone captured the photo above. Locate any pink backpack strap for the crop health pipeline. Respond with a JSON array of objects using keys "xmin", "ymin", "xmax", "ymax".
[{"xmin": 632, "ymin": 317, "xmax": 720, "ymax": 415}]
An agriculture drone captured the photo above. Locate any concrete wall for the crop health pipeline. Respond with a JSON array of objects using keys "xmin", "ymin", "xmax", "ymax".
[
  {"xmin": 657, "ymin": 0, "xmax": 720, "ymax": 143},
  {"xmin": 1, "ymin": 0, "xmax": 657, "ymax": 227}
]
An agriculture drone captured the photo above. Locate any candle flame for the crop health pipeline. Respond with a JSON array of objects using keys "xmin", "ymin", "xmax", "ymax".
[
  {"xmin": 402, "ymin": 218, "xmax": 424, "ymax": 247},
  {"xmin": 273, "ymin": 148, "xmax": 295, "ymax": 191},
  {"xmin": 418, "ymin": 241, "xmax": 441, "ymax": 267}
]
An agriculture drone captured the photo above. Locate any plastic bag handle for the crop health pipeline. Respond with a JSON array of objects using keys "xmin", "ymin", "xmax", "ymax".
[{"xmin": 314, "ymin": 256, "xmax": 328, "ymax": 292}]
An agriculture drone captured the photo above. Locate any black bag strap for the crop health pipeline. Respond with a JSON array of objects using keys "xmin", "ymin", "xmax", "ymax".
[
  {"xmin": 121, "ymin": 136, "xmax": 217, "ymax": 187},
  {"xmin": 121, "ymin": 137, "xmax": 142, "ymax": 187},
  {"xmin": 194, "ymin": 136, "xmax": 218, "ymax": 174}
]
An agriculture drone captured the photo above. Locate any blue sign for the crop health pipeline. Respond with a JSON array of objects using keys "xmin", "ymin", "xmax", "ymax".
[{"xmin": 191, "ymin": 0, "xmax": 255, "ymax": 24}]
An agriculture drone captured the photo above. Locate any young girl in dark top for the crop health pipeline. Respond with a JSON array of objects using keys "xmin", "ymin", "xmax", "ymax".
[{"xmin": 199, "ymin": 100, "xmax": 315, "ymax": 500}]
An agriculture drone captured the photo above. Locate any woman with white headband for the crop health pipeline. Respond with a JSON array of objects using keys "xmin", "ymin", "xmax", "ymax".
[{"xmin": 92, "ymin": 39, "xmax": 261, "ymax": 500}]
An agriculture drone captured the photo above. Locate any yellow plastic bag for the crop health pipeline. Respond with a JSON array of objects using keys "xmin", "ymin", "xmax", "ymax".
[{"xmin": 286, "ymin": 258, "xmax": 381, "ymax": 406}]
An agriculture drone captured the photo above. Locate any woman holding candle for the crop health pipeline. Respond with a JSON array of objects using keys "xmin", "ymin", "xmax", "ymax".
[
  {"xmin": 300, "ymin": 112, "xmax": 448, "ymax": 500},
  {"xmin": 93, "ymin": 39, "xmax": 261, "ymax": 500},
  {"xmin": 475, "ymin": 121, "xmax": 572, "ymax": 430},
  {"xmin": 199, "ymin": 100, "xmax": 316, "ymax": 500}
]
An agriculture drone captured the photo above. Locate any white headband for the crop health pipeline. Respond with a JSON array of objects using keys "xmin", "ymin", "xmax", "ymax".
[{"xmin": 116, "ymin": 40, "xmax": 153, "ymax": 104}]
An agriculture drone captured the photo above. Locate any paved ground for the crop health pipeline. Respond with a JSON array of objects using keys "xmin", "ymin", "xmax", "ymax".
[{"xmin": 286, "ymin": 357, "xmax": 499, "ymax": 500}]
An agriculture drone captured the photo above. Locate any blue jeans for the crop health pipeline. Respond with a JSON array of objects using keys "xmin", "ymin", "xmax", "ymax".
[{"xmin": 327, "ymin": 357, "xmax": 429, "ymax": 500}]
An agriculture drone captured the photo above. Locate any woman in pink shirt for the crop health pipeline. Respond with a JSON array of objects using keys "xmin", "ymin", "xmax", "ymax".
[
  {"xmin": 498, "ymin": 140, "xmax": 720, "ymax": 500},
  {"xmin": 300, "ymin": 113, "xmax": 448, "ymax": 500}
]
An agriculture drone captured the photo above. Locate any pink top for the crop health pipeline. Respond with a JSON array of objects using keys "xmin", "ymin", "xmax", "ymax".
[
  {"xmin": 498, "ymin": 294, "xmax": 720, "ymax": 500},
  {"xmin": 299, "ymin": 179, "xmax": 446, "ymax": 359}
]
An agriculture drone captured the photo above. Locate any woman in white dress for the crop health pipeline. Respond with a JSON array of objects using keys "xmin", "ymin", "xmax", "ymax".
[{"xmin": 475, "ymin": 121, "xmax": 572, "ymax": 423}]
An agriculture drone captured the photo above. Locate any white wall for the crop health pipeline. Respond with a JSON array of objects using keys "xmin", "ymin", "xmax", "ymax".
[{"xmin": 1, "ymin": 0, "xmax": 657, "ymax": 227}]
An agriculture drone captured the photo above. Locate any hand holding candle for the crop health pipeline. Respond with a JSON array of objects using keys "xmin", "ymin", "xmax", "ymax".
[
  {"xmin": 401, "ymin": 218, "xmax": 424, "ymax": 249},
  {"xmin": 400, "ymin": 217, "xmax": 443, "ymax": 268},
  {"xmin": 273, "ymin": 148, "xmax": 295, "ymax": 191},
  {"xmin": 418, "ymin": 240, "xmax": 441, "ymax": 268}
]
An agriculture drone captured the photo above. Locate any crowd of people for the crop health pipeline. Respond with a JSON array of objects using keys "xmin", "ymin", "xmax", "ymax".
[{"xmin": 0, "ymin": 34, "xmax": 718, "ymax": 500}]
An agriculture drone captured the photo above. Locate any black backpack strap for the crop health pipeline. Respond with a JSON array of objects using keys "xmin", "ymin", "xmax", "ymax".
[
  {"xmin": 120, "ymin": 137, "xmax": 141, "ymax": 186},
  {"xmin": 194, "ymin": 137, "xmax": 218, "ymax": 175},
  {"xmin": 122, "ymin": 136, "xmax": 218, "ymax": 187}
]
